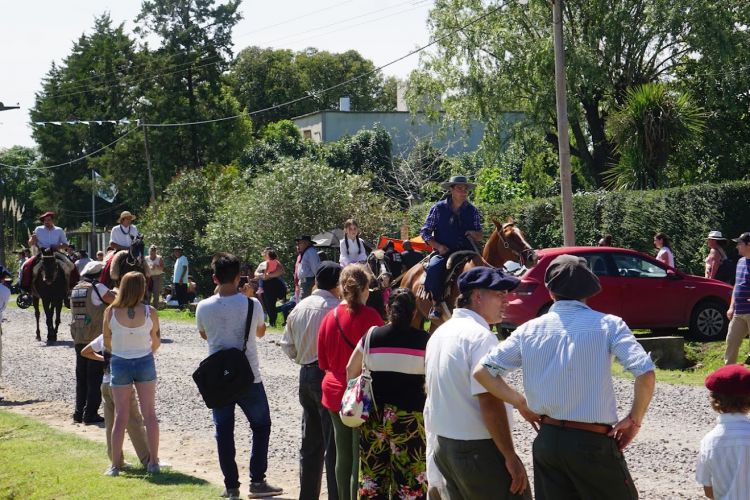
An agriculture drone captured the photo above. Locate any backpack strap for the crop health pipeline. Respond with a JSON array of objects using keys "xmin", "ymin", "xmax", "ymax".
[
  {"xmin": 243, "ymin": 298, "xmax": 255, "ymax": 353},
  {"xmin": 333, "ymin": 307, "xmax": 356, "ymax": 350}
]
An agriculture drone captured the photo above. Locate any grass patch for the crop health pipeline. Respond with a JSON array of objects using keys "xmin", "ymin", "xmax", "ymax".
[
  {"xmin": 613, "ymin": 339, "xmax": 750, "ymax": 386},
  {"xmin": 0, "ymin": 410, "xmax": 220, "ymax": 499}
]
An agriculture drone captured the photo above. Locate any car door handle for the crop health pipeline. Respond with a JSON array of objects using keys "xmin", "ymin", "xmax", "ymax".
[{"xmin": 684, "ymin": 285, "xmax": 696, "ymax": 289}]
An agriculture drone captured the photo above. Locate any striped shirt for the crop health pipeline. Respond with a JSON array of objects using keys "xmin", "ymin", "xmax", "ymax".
[
  {"xmin": 696, "ymin": 413, "xmax": 750, "ymax": 499},
  {"xmin": 481, "ymin": 300, "xmax": 655, "ymax": 425},
  {"xmin": 733, "ymin": 258, "xmax": 750, "ymax": 315},
  {"xmin": 356, "ymin": 323, "xmax": 429, "ymax": 412}
]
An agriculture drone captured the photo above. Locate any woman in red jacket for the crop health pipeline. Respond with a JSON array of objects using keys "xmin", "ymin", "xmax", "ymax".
[{"xmin": 317, "ymin": 264, "xmax": 383, "ymax": 500}]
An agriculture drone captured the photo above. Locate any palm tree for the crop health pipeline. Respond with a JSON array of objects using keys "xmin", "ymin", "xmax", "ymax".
[{"xmin": 605, "ymin": 83, "xmax": 705, "ymax": 190}]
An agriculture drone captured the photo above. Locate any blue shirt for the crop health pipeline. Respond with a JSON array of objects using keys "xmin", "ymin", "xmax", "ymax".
[
  {"xmin": 733, "ymin": 258, "xmax": 750, "ymax": 315},
  {"xmin": 420, "ymin": 196, "xmax": 482, "ymax": 252},
  {"xmin": 298, "ymin": 246, "xmax": 320, "ymax": 280},
  {"xmin": 481, "ymin": 300, "xmax": 655, "ymax": 425},
  {"xmin": 34, "ymin": 225, "xmax": 68, "ymax": 249}
]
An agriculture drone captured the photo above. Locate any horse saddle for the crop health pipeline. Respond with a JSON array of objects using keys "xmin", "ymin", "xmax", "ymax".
[{"xmin": 31, "ymin": 252, "xmax": 74, "ymax": 284}]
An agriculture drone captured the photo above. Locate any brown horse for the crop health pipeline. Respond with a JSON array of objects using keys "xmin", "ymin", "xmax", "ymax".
[{"xmin": 401, "ymin": 218, "xmax": 538, "ymax": 331}]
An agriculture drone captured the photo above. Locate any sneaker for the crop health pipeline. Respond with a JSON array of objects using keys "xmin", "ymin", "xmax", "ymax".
[
  {"xmin": 104, "ymin": 465, "xmax": 120, "ymax": 477},
  {"xmin": 146, "ymin": 462, "xmax": 160, "ymax": 474},
  {"xmin": 157, "ymin": 460, "xmax": 172, "ymax": 470},
  {"xmin": 220, "ymin": 488, "xmax": 241, "ymax": 500},
  {"xmin": 248, "ymin": 481, "xmax": 283, "ymax": 498}
]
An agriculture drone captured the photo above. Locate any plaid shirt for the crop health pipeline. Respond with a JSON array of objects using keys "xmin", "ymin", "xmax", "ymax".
[{"xmin": 420, "ymin": 197, "xmax": 482, "ymax": 251}]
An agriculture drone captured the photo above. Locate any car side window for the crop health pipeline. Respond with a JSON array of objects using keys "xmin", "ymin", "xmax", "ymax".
[
  {"xmin": 581, "ymin": 253, "xmax": 611, "ymax": 276},
  {"xmin": 612, "ymin": 253, "xmax": 667, "ymax": 279}
]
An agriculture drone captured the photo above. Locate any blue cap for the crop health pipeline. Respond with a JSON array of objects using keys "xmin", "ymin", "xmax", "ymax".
[{"xmin": 458, "ymin": 266, "xmax": 520, "ymax": 294}]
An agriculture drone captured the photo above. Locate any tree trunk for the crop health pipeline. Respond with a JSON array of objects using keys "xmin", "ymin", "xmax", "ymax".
[
  {"xmin": 582, "ymin": 97, "xmax": 615, "ymax": 187},
  {"xmin": 186, "ymin": 66, "xmax": 200, "ymax": 168}
]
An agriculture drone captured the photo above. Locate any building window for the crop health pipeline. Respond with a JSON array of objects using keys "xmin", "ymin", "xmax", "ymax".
[{"xmin": 303, "ymin": 130, "xmax": 312, "ymax": 139}]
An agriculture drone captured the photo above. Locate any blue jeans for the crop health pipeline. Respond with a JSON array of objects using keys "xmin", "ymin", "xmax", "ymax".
[
  {"xmin": 212, "ymin": 382, "xmax": 272, "ymax": 488},
  {"xmin": 424, "ymin": 254, "xmax": 448, "ymax": 301}
]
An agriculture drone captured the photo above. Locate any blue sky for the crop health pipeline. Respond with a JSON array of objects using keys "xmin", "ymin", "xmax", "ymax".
[{"xmin": 0, "ymin": 0, "xmax": 433, "ymax": 148}]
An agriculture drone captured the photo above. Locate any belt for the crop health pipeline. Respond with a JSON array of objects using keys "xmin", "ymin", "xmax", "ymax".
[
  {"xmin": 541, "ymin": 416, "xmax": 612, "ymax": 435},
  {"xmin": 302, "ymin": 361, "xmax": 319, "ymax": 368}
]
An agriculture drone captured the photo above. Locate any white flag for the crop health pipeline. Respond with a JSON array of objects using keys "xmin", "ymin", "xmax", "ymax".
[{"xmin": 94, "ymin": 171, "xmax": 118, "ymax": 203}]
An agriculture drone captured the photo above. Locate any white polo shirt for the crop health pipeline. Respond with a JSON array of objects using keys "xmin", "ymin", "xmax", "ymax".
[
  {"xmin": 425, "ymin": 308, "xmax": 512, "ymax": 440},
  {"xmin": 110, "ymin": 224, "xmax": 140, "ymax": 248},
  {"xmin": 696, "ymin": 413, "xmax": 750, "ymax": 499}
]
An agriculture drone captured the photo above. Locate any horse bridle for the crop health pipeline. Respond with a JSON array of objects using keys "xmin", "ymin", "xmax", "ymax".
[
  {"xmin": 40, "ymin": 252, "xmax": 58, "ymax": 284},
  {"xmin": 497, "ymin": 224, "xmax": 536, "ymax": 266}
]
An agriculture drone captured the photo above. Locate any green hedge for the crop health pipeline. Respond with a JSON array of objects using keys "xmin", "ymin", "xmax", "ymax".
[{"xmin": 407, "ymin": 181, "xmax": 750, "ymax": 276}]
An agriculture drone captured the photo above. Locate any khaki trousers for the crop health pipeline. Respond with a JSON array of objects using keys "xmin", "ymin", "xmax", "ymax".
[
  {"xmin": 150, "ymin": 274, "xmax": 163, "ymax": 309},
  {"xmin": 724, "ymin": 314, "xmax": 750, "ymax": 364},
  {"xmin": 101, "ymin": 382, "xmax": 150, "ymax": 466}
]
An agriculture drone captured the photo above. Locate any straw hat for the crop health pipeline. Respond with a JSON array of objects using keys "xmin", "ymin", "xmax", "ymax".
[
  {"xmin": 707, "ymin": 231, "xmax": 726, "ymax": 241},
  {"xmin": 118, "ymin": 211, "xmax": 136, "ymax": 223}
]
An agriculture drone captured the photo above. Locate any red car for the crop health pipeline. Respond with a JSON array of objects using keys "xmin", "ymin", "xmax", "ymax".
[{"xmin": 502, "ymin": 247, "xmax": 733, "ymax": 340}]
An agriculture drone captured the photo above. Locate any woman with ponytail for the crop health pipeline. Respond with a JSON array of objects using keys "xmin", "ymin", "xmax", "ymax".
[
  {"xmin": 346, "ymin": 287, "xmax": 429, "ymax": 498},
  {"xmin": 317, "ymin": 264, "xmax": 383, "ymax": 500},
  {"xmin": 339, "ymin": 219, "xmax": 368, "ymax": 266}
]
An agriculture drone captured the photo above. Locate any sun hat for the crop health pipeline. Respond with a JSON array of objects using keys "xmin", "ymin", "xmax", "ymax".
[
  {"xmin": 295, "ymin": 235, "xmax": 314, "ymax": 244},
  {"xmin": 118, "ymin": 211, "xmax": 136, "ymax": 223},
  {"xmin": 81, "ymin": 260, "xmax": 104, "ymax": 276},
  {"xmin": 458, "ymin": 266, "xmax": 520, "ymax": 294},
  {"xmin": 39, "ymin": 211, "xmax": 55, "ymax": 221},
  {"xmin": 707, "ymin": 231, "xmax": 726, "ymax": 241},
  {"xmin": 439, "ymin": 175, "xmax": 476, "ymax": 191},
  {"xmin": 544, "ymin": 254, "xmax": 602, "ymax": 300},
  {"xmin": 705, "ymin": 365, "xmax": 750, "ymax": 396}
]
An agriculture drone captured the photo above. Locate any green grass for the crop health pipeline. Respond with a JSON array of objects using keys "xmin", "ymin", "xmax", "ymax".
[
  {"xmin": 613, "ymin": 339, "xmax": 750, "ymax": 386},
  {"xmin": 0, "ymin": 410, "xmax": 220, "ymax": 499}
]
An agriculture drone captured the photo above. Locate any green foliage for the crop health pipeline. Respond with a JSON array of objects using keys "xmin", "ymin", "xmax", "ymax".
[
  {"xmin": 202, "ymin": 159, "xmax": 394, "ymax": 270},
  {"xmin": 606, "ymin": 83, "xmax": 705, "ymax": 190},
  {"xmin": 474, "ymin": 165, "xmax": 531, "ymax": 205},
  {"xmin": 488, "ymin": 181, "xmax": 750, "ymax": 275},
  {"xmin": 0, "ymin": 147, "xmax": 43, "ymax": 257}
]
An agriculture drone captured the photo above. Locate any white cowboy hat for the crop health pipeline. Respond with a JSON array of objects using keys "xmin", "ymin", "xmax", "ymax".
[
  {"xmin": 118, "ymin": 211, "xmax": 136, "ymax": 223},
  {"xmin": 81, "ymin": 260, "xmax": 104, "ymax": 276},
  {"xmin": 707, "ymin": 231, "xmax": 726, "ymax": 241}
]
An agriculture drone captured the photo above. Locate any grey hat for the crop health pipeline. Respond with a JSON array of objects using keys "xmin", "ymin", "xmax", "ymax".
[
  {"xmin": 544, "ymin": 254, "xmax": 602, "ymax": 300},
  {"xmin": 707, "ymin": 231, "xmax": 726, "ymax": 241},
  {"xmin": 81, "ymin": 260, "xmax": 104, "ymax": 277},
  {"xmin": 439, "ymin": 175, "xmax": 476, "ymax": 191}
]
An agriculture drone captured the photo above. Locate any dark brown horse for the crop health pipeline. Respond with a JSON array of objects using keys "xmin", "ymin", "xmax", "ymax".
[
  {"xmin": 32, "ymin": 249, "xmax": 68, "ymax": 344},
  {"xmin": 401, "ymin": 218, "xmax": 538, "ymax": 331}
]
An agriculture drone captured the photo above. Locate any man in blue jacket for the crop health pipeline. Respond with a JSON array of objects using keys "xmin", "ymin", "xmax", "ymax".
[{"xmin": 420, "ymin": 176, "xmax": 483, "ymax": 320}]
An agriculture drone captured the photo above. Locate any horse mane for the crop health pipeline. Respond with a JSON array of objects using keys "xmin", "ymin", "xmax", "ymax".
[{"xmin": 111, "ymin": 249, "xmax": 150, "ymax": 281}]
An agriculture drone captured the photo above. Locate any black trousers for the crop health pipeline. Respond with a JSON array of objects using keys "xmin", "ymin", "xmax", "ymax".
[
  {"xmin": 174, "ymin": 282, "xmax": 188, "ymax": 306},
  {"xmin": 262, "ymin": 278, "xmax": 285, "ymax": 327},
  {"xmin": 74, "ymin": 343, "xmax": 104, "ymax": 420},
  {"xmin": 533, "ymin": 424, "xmax": 638, "ymax": 500},
  {"xmin": 298, "ymin": 364, "xmax": 337, "ymax": 500}
]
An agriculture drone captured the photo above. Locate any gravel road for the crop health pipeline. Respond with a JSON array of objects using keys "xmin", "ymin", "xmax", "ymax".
[{"xmin": 0, "ymin": 306, "xmax": 717, "ymax": 499}]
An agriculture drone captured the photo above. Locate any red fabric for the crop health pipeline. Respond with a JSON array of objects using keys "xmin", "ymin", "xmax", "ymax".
[
  {"xmin": 21, "ymin": 256, "xmax": 38, "ymax": 290},
  {"xmin": 377, "ymin": 236, "xmax": 431, "ymax": 253},
  {"xmin": 317, "ymin": 303, "xmax": 384, "ymax": 411}
]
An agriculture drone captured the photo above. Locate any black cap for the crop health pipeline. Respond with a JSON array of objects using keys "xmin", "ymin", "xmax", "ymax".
[
  {"xmin": 295, "ymin": 235, "xmax": 313, "ymax": 243},
  {"xmin": 732, "ymin": 232, "xmax": 750, "ymax": 244},
  {"xmin": 458, "ymin": 266, "xmax": 520, "ymax": 294},
  {"xmin": 544, "ymin": 254, "xmax": 602, "ymax": 300},
  {"xmin": 315, "ymin": 261, "xmax": 342, "ymax": 290}
]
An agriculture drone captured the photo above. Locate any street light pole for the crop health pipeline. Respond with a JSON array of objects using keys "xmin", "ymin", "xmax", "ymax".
[
  {"xmin": 552, "ymin": 0, "xmax": 576, "ymax": 246},
  {"xmin": 141, "ymin": 118, "xmax": 156, "ymax": 204}
]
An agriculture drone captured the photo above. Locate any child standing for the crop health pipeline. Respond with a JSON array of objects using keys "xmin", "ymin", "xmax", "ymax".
[{"xmin": 696, "ymin": 364, "xmax": 750, "ymax": 499}]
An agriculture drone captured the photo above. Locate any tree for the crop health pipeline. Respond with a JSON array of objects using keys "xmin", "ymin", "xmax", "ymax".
[
  {"xmin": 203, "ymin": 159, "xmax": 394, "ymax": 269},
  {"xmin": 0, "ymin": 147, "xmax": 44, "ymax": 264},
  {"xmin": 606, "ymin": 83, "xmax": 705, "ymax": 190},
  {"xmin": 410, "ymin": 0, "xmax": 740, "ymax": 188},
  {"xmin": 134, "ymin": 0, "xmax": 250, "ymax": 170}
]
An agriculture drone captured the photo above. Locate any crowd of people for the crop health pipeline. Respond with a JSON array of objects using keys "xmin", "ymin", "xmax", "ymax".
[{"xmin": 1, "ymin": 174, "xmax": 750, "ymax": 500}]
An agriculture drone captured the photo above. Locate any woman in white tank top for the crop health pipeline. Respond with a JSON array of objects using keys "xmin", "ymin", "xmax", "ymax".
[
  {"xmin": 654, "ymin": 232, "xmax": 675, "ymax": 268},
  {"xmin": 103, "ymin": 271, "xmax": 161, "ymax": 477}
]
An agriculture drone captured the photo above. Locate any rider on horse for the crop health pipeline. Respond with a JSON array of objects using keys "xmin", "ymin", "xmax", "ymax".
[
  {"xmin": 109, "ymin": 211, "xmax": 140, "ymax": 251},
  {"xmin": 21, "ymin": 211, "xmax": 76, "ymax": 292},
  {"xmin": 420, "ymin": 175, "xmax": 483, "ymax": 320}
]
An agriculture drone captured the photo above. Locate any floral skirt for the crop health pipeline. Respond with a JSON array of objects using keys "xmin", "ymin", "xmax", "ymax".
[{"xmin": 358, "ymin": 404, "xmax": 427, "ymax": 499}]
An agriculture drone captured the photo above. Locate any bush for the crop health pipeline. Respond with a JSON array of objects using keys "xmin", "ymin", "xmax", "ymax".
[{"xmin": 484, "ymin": 181, "xmax": 750, "ymax": 275}]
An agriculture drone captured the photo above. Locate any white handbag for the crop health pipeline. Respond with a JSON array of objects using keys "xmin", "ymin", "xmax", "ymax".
[{"xmin": 339, "ymin": 327, "xmax": 376, "ymax": 428}]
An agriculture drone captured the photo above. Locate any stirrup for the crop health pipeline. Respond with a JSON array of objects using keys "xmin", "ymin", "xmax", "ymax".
[{"xmin": 428, "ymin": 303, "xmax": 443, "ymax": 320}]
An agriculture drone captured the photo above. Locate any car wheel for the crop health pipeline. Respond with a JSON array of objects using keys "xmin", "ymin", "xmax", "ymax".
[{"xmin": 689, "ymin": 299, "xmax": 728, "ymax": 340}]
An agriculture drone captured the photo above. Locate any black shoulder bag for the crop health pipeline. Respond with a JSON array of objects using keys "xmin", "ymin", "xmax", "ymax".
[{"xmin": 193, "ymin": 298, "xmax": 256, "ymax": 409}]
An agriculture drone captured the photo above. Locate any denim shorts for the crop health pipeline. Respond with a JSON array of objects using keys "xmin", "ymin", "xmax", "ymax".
[{"xmin": 110, "ymin": 353, "xmax": 157, "ymax": 387}]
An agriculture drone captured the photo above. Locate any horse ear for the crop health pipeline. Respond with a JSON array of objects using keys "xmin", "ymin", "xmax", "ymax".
[
  {"xmin": 505, "ymin": 216, "xmax": 515, "ymax": 224},
  {"xmin": 491, "ymin": 218, "xmax": 502, "ymax": 228}
]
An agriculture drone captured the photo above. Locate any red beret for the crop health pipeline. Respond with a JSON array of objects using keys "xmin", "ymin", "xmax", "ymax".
[{"xmin": 705, "ymin": 365, "xmax": 750, "ymax": 396}]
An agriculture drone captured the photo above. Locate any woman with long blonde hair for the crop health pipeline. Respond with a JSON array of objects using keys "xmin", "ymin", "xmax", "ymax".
[{"xmin": 103, "ymin": 271, "xmax": 161, "ymax": 477}]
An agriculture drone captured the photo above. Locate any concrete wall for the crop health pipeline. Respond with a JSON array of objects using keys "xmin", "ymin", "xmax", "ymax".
[{"xmin": 293, "ymin": 111, "xmax": 524, "ymax": 157}]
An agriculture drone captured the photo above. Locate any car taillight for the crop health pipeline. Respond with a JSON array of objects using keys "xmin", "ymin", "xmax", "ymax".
[{"xmin": 513, "ymin": 282, "xmax": 538, "ymax": 296}]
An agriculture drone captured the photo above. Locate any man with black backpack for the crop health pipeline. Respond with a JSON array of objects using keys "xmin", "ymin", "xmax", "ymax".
[{"xmin": 196, "ymin": 253, "xmax": 283, "ymax": 499}]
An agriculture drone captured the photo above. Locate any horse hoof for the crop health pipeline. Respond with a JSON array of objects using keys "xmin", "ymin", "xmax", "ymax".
[{"xmin": 46, "ymin": 340, "xmax": 56, "ymax": 346}]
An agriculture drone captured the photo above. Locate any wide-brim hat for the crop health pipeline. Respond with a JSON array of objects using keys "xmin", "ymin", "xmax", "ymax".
[
  {"xmin": 173, "ymin": 245, "xmax": 183, "ymax": 251},
  {"xmin": 458, "ymin": 266, "xmax": 520, "ymax": 294},
  {"xmin": 732, "ymin": 232, "xmax": 750, "ymax": 244},
  {"xmin": 118, "ymin": 211, "xmax": 136, "ymax": 223},
  {"xmin": 544, "ymin": 254, "xmax": 602, "ymax": 300},
  {"xmin": 81, "ymin": 260, "xmax": 104, "ymax": 276},
  {"xmin": 295, "ymin": 235, "xmax": 314, "ymax": 244},
  {"xmin": 39, "ymin": 211, "xmax": 55, "ymax": 221},
  {"xmin": 707, "ymin": 231, "xmax": 726, "ymax": 241},
  {"xmin": 440, "ymin": 175, "xmax": 476, "ymax": 190}
]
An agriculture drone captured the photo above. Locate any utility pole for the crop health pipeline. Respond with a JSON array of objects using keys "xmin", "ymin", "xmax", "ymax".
[
  {"xmin": 552, "ymin": 0, "xmax": 576, "ymax": 246},
  {"xmin": 141, "ymin": 118, "xmax": 156, "ymax": 203},
  {"xmin": 91, "ymin": 168, "xmax": 96, "ymax": 255}
]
